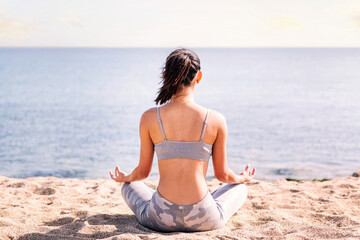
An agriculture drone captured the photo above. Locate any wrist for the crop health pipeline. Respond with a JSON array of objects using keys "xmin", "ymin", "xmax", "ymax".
[
  {"xmin": 236, "ymin": 175, "xmax": 245, "ymax": 183},
  {"xmin": 123, "ymin": 174, "xmax": 133, "ymax": 182}
]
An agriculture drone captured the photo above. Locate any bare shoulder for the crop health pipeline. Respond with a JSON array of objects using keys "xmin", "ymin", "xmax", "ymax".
[
  {"xmin": 208, "ymin": 108, "xmax": 227, "ymax": 126},
  {"xmin": 207, "ymin": 109, "xmax": 227, "ymax": 140},
  {"xmin": 140, "ymin": 107, "xmax": 158, "ymax": 127}
]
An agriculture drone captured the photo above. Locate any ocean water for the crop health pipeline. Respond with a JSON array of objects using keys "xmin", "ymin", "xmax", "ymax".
[{"xmin": 0, "ymin": 48, "xmax": 359, "ymax": 181}]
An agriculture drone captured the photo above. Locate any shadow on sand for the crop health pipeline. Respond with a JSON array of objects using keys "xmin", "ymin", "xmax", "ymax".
[{"xmin": 18, "ymin": 213, "xmax": 178, "ymax": 240}]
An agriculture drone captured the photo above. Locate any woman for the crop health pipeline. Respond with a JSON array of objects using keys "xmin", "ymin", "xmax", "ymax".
[{"xmin": 109, "ymin": 48, "xmax": 255, "ymax": 232}]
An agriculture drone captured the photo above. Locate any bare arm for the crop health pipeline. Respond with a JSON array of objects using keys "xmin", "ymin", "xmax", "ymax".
[
  {"xmin": 212, "ymin": 112, "xmax": 255, "ymax": 183},
  {"xmin": 109, "ymin": 110, "xmax": 154, "ymax": 182}
]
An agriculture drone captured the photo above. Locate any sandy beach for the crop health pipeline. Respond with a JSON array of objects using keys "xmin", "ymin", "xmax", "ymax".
[{"xmin": 0, "ymin": 173, "xmax": 359, "ymax": 240}]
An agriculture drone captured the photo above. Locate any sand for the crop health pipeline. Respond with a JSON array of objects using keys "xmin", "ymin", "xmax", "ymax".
[{"xmin": 0, "ymin": 172, "xmax": 359, "ymax": 240}]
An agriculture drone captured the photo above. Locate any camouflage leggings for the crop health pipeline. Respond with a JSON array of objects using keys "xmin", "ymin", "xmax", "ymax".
[{"xmin": 121, "ymin": 181, "xmax": 247, "ymax": 232}]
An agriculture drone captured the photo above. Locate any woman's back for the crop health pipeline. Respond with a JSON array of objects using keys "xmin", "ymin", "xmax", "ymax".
[{"xmin": 149, "ymin": 101, "xmax": 219, "ymax": 205}]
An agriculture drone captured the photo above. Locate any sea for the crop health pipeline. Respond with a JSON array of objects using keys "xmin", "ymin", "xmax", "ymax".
[{"xmin": 0, "ymin": 48, "xmax": 359, "ymax": 181}]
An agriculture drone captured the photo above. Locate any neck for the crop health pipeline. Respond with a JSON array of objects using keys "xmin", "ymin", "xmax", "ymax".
[
  {"xmin": 171, "ymin": 95, "xmax": 194, "ymax": 104},
  {"xmin": 170, "ymin": 86, "xmax": 195, "ymax": 104}
]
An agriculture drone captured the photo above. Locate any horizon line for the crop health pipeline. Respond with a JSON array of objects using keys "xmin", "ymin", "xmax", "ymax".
[{"xmin": 1, "ymin": 46, "xmax": 360, "ymax": 49}]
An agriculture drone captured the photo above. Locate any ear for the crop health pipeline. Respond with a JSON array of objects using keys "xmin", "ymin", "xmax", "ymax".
[{"xmin": 196, "ymin": 71, "xmax": 202, "ymax": 83}]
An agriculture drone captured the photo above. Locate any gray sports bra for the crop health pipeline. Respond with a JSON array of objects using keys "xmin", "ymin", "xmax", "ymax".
[{"xmin": 154, "ymin": 107, "xmax": 213, "ymax": 162}]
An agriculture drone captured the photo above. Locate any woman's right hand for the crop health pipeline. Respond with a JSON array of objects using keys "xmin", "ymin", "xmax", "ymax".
[
  {"xmin": 239, "ymin": 164, "xmax": 256, "ymax": 182},
  {"xmin": 109, "ymin": 166, "xmax": 128, "ymax": 182}
]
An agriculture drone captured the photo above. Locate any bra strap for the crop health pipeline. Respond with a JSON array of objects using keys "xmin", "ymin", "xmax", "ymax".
[
  {"xmin": 157, "ymin": 107, "xmax": 167, "ymax": 140},
  {"xmin": 200, "ymin": 109, "xmax": 209, "ymax": 141}
]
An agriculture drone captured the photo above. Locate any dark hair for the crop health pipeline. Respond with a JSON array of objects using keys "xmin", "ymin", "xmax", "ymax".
[{"xmin": 154, "ymin": 48, "xmax": 201, "ymax": 105}]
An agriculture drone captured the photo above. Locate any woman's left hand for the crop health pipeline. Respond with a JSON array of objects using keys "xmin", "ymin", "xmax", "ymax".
[{"xmin": 109, "ymin": 166, "xmax": 127, "ymax": 182}]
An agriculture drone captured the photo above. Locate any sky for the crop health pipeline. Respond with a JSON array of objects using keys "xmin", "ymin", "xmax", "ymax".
[{"xmin": 0, "ymin": 0, "xmax": 360, "ymax": 47}]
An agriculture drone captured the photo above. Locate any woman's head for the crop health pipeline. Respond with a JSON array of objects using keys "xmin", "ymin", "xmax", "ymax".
[{"xmin": 155, "ymin": 48, "xmax": 201, "ymax": 105}]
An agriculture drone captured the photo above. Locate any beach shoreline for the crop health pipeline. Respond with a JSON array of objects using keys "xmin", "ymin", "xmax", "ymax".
[{"xmin": 0, "ymin": 173, "xmax": 359, "ymax": 240}]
